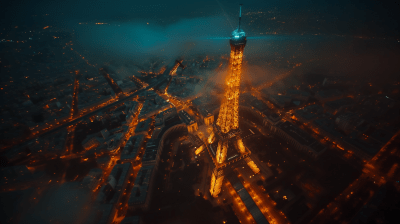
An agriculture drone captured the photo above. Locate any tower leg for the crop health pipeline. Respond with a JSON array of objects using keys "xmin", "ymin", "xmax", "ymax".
[
  {"xmin": 237, "ymin": 137, "xmax": 246, "ymax": 154},
  {"xmin": 208, "ymin": 131, "xmax": 215, "ymax": 144},
  {"xmin": 210, "ymin": 168, "xmax": 224, "ymax": 197},
  {"xmin": 216, "ymin": 141, "xmax": 228, "ymax": 164}
]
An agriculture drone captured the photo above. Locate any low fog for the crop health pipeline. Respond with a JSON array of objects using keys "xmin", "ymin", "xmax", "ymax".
[
  {"xmin": 68, "ymin": 14, "xmax": 400, "ymax": 90},
  {"xmin": 2, "ymin": 0, "xmax": 398, "ymax": 88}
]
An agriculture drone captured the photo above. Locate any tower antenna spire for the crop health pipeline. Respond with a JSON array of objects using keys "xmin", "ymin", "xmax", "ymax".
[
  {"xmin": 208, "ymin": 2, "xmax": 252, "ymax": 199},
  {"xmin": 238, "ymin": 4, "xmax": 243, "ymax": 30}
]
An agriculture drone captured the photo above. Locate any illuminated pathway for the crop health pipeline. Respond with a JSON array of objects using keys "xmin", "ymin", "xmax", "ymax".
[
  {"xmin": 64, "ymin": 123, "xmax": 78, "ymax": 156},
  {"xmin": 309, "ymin": 130, "xmax": 400, "ymax": 224},
  {"xmin": 92, "ymin": 101, "xmax": 143, "ymax": 198},
  {"xmin": 99, "ymin": 68, "xmax": 124, "ymax": 97},
  {"xmin": 251, "ymin": 89, "xmax": 277, "ymax": 111},
  {"xmin": 234, "ymin": 167, "xmax": 290, "ymax": 224},
  {"xmin": 114, "ymin": 164, "xmax": 142, "ymax": 223},
  {"xmin": 69, "ymin": 70, "xmax": 81, "ymax": 118},
  {"xmin": 155, "ymin": 90, "xmax": 187, "ymax": 112},
  {"xmin": 224, "ymin": 180, "xmax": 256, "ymax": 224},
  {"xmin": 250, "ymin": 88, "xmax": 364, "ymax": 172},
  {"xmin": 112, "ymin": 103, "xmax": 160, "ymax": 222},
  {"xmin": 243, "ymin": 88, "xmax": 400, "ymax": 224},
  {"xmin": 2, "ymin": 73, "xmax": 171, "ymax": 152},
  {"xmin": 131, "ymin": 75, "xmax": 149, "ymax": 89}
]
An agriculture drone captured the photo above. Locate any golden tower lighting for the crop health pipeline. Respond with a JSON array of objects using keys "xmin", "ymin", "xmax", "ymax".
[{"xmin": 208, "ymin": 4, "xmax": 260, "ymax": 198}]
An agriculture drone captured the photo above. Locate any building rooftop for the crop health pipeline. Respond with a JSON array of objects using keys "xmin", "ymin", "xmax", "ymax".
[
  {"xmin": 155, "ymin": 114, "xmax": 164, "ymax": 127},
  {"xmin": 295, "ymin": 104, "xmax": 323, "ymax": 121},
  {"xmin": 125, "ymin": 101, "xmax": 139, "ymax": 115},
  {"xmin": 81, "ymin": 168, "xmax": 103, "ymax": 190},
  {"xmin": 250, "ymin": 98, "xmax": 268, "ymax": 112},
  {"xmin": 97, "ymin": 163, "xmax": 132, "ymax": 204},
  {"xmin": 151, "ymin": 128, "xmax": 162, "ymax": 139},
  {"xmin": 269, "ymin": 95, "xmax": 292, "ymax": 108},
  {"xmin": 261, "ymin": 109, "xmax": 280, "ymax": 121},
  {"xmin": 240, "ymin": 93, "xmax": 257, "ymax": 106},
  {"xmin": 96, "ymin": 155, "xmax": 111, "ymax": 168},
  {"xmin": 277, "ymin": 121, "xmax": 316, "ymax": 146},
  {"xmin": 142, "ymin": 139, "xmax": 160, "ymax": 163},
  {"xmin": 192, "ymin": 95, "xmax": 220, "ymax": 108},
  {"xmin": 155, "ymin": 111, "xmax": 164, "ymax": 119},
  {"xmin": 188, "ymin": 134, "xmax": 204, "ymax": 148},
  {"xmin": 128, "ymin": 165, "xmax": 155, "ymax": 206},
  {"xmin": 106, "ymin": 133, "xmax": 123, "ymax": 152},
  {"xmin": 163, "ymin": 107, "xmax": 178, "ymax": 118},
  {"xmin": 179, "ymin": 110, "xmax": 196, "ymax": 125},
  {"xmin": 110, "ymin": 163, "xmax": 132, "ymax": 188},
  {"xmin": 95, "ymin": 184, "xmax": 114, "ymax": 204},
  {"xmin": 313, "ymin": 117, "xmax": 345, "ymax": 139},
  {"xmin": 344, "ymin": 135, "xmax": 382, "ymax": 156},
  {"xmin": 100, "ymin": 129, "xmax": 110, "ymax": 139},
  {"xmin": 135, "ymin": 118, "xmax": 152, "ymax": 134},
  {"xmin": 139, "ymin": 100, "xmax": 163, "ymax": 118},
  {"xmin": 155, "ymin": 107, "xmax": 178, "ymax": 127},
  {"xmin": 121, "ymin": 134, "xmax": 145, "ymax": 160},
  {"xmin": 109, "ymin": 125, "xmax": 127, "ymax": 135},
  {"xmin": 138, "ymin": 90, "xmax": 158, "ymax": 99},
  {"xmin": 124, "ymin": 100, "xmax": 137, "ymax": 108},
  {"xmin": 198, "ymin": 107, "xmax": 213, "ymax": 118}
]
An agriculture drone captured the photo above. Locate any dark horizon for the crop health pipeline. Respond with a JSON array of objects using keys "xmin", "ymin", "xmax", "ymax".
[
  {"xmin": 1, "ymin": 1, "xmax": 400, "ymax": 224},
  {"xmin": 2, "ymin": 0, "xmax": 400, "ymax": 37}
]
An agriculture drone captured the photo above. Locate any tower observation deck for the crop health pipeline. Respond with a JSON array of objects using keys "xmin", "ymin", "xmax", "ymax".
[{"xmin": 207, "ymin": 4, "xmax": 260, "ymax": 198}]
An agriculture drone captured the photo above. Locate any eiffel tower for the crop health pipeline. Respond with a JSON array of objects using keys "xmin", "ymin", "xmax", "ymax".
[{"xmin": 207, "ymin": 4, "xmax": 260, "ymax": 198}]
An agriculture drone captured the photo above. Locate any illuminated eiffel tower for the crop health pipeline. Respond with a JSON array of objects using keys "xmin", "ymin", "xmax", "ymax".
[{"xmin": 207, "ymin": 4, "xmax": 260, "ymax": 198}]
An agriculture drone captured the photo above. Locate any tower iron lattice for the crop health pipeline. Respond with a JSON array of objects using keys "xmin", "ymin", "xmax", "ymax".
[{"xmin": 208, "ymin": 4, "xmax": 260, "ymax": 198}]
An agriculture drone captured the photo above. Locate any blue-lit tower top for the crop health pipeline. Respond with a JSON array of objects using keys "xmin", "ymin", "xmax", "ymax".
[{"xmin": 230, "ymin": 4, "xmax": 246, "ymax": 46}]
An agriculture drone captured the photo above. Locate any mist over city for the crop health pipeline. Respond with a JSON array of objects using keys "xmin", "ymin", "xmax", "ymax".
[{"xmin": 1, "ymin": 1, "xmax": 400, "ymax": 224}]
